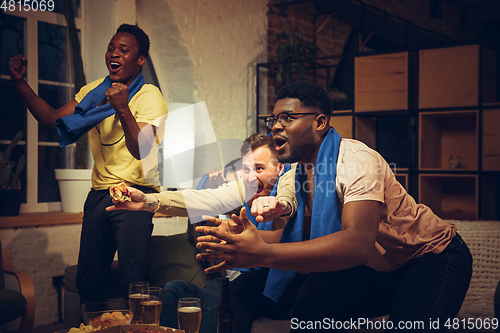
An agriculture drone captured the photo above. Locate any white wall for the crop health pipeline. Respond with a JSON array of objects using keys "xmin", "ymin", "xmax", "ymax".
[
  {"xmin": 0, "ymin": 0, "xmax": 269, "ymax": 328},
  {"xmin": 136, "ymin": 0, "xmax": 268, "ymax": 140},
  {"xmin": 83, "ymin": 0, "xmax": 268, "ymax": 140}
]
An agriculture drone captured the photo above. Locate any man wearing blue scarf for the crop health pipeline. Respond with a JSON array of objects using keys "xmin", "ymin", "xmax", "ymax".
[
  {"xmin": 106, "ymin": 133, "xmax": 295, "ymax": 331},
  {"xmin": 9, "ymin": 24, "xmax": 168, "ymax": 304},
  {"xmin": 196, "ymin": 81, "xmax": 472, "ymax": 332}
]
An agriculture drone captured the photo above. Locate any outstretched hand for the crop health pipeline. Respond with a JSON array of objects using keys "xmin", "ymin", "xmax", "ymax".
[
  {"xmin": 196, "ymin": 207, "xmax": 269, "ymax": 274},
  {"xmin": 251, "ymin": 196, "xmax": 290, "ymax": 223},
  {"xmin": 106, "ymin": 187, "xmax": 148, "ymax": 212},
  {"xmin": 195, "ymin": 215, "xmax": 243, "ymax": 245}
]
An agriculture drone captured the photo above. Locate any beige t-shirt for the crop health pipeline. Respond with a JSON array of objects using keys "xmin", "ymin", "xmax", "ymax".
[
  {"xmin": 293, "ymin": 139, "xmax": 455, "ymax": 272},
  {"xmin": 337, "ymin": 139, "xmax": 456, "ymax": 271},
  {"xmin": 75, "ymin": 78, "xmax": 168, "ymax": 191}
]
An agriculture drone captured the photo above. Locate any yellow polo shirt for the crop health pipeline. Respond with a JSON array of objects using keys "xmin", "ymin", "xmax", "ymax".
[{"xmin": 75, "ymin": 78, "xmax": 168, "ymax": 191}]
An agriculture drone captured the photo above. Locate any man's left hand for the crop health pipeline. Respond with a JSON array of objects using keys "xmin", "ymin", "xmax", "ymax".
[{"xmin": 196, "ymin": 207, "xmax": 269, "ymax": 274}]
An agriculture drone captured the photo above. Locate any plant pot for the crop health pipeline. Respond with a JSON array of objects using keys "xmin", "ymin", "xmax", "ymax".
[
  {"xmin": 55, "ymin": 169, "xmax": 92, "ymax": 213},
  {"xmin": 0, "ymin": 188, "xmax": 22, "ymax": 216}
]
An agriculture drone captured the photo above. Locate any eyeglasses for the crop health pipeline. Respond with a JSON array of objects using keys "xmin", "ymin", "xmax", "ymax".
[{"xmin": 265, "ymin": 112, "xmax": 319, "ymax": 129}]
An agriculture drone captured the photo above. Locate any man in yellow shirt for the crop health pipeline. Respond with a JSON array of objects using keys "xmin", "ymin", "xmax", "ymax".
[{"xmin": 9, "ymin": 24, "xmax": 168, "ymax": 304}]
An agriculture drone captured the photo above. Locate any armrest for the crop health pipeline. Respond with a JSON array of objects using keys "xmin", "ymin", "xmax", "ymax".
[{"xmin": 2, "ymin": 249, "xmax": 35, "ymax": 333}]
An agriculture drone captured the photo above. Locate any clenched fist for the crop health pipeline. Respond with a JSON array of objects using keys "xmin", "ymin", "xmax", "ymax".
[
  {"xmin": 9, "ymin": 54, "xmax": 27, "ymax": 81},
  {"xmin": 105, "ymin": 82, "xmax": 130, "ymax": 113}
]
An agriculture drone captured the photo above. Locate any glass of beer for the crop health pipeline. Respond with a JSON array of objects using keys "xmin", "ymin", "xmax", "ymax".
[
  {"xmin": 129, "ymin": 282, "xmax": 150, "ymax": 324},
  {"xmin": 141, "ymin": 286, "xmax": 163, "ymax": 325},
  {"xmin": 177, "ymin": 297, "xmax": 202, "ymax": 333}
]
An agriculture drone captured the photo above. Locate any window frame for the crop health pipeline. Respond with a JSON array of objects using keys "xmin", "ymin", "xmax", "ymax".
[{"xmin": 3, "ymin": 6, "xmax": 84, "ymax": 213}]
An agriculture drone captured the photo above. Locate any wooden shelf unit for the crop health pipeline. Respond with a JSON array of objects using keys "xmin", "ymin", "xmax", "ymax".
[
  {"xmin": 419, "ymin": 44, "xmax": 498, "ymax": 108},
  {"xmin": 419, "ymin": 45, "xmax": 480, "ymax": 108},
  {"xmin": 419, "ymin": 110, "xmax": 478, "ymax": 171},
  {"xmin": 419, "ymin": 174, "xmax": 478, "ymax": 220},
  {"xmin": 482, "ymin": 109, "xmax": 500, "ymax": 171},
  {"xmin": 355, "ymin": 52, "xmax": 408, "ymax": 112},
  {"xmin": 328, "ymin": 43, "xmax": 499, "ymax": 220},
  {"xmin": 329, "ymin": 115, "xmax": 353, "ymax": 139},
  {"xmin": 395, "ymin": 173, "xmax": 408, "ymax": 191}
]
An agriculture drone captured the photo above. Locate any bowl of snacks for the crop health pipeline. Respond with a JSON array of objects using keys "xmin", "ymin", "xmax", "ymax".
[{"xmin": 81, "ymin": 300, "xmax": 133, "ymax": 329}]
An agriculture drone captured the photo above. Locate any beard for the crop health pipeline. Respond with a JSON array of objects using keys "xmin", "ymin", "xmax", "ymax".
[{"xmin": 278, "ymin": 125, "xmax": 316, "ymax": 164}]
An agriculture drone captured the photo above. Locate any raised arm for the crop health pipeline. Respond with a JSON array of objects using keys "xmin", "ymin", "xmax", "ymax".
[{"xmin": 9, "ymin": 55, "xmax": 77, "ymax": 129}]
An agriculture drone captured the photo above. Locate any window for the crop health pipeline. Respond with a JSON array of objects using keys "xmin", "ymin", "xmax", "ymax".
[{"xmin": 0, "ymin": 2, "xmax": 82, "ymax": 212}]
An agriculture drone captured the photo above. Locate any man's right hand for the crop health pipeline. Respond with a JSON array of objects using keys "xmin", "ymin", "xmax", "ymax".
[
  {"xmin": 9, "ymin": 54, "xmax": 27, "ymax": 81},
  {"xmin": 106, "ymin": 187, "xmax": 151, "ymax": 212},
  {"xmin": 251, "ymin": 196, "xmax": 291, "ymax": 223}
]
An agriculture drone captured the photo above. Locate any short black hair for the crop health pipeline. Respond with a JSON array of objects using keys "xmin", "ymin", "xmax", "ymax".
[
  {"xmin": 276, "ymin": 81, "xmax": 332, "ymax": 117},
  {"xmin": 116, "ymin": 24, "xmax": 150, "ymax": 57}
]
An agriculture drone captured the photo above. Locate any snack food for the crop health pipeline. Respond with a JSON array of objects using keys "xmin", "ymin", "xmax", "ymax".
[
  {"xmin": 68, "ymin": 323, "xmax": 97, "ymax": 332},
  {"xmin": 90, "ymin": 311, "xmax": 132, "ymax": 328},
  {"xmin": 110, "ymin": 182, "xmax": 132, "ymax": 203}
]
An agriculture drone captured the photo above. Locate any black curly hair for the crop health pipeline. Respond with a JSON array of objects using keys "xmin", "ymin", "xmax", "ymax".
[
  {"xmin": 276, "ymin": 81, "xmax": 332, "ymax": 118},
  {"xmin": 116, "ymin": 24, "xmax": 150, "ymax": 57}
]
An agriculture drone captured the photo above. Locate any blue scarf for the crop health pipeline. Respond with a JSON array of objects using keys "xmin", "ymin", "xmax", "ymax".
[
  {"xmin": 263, "ymin": 128, "xmax": 342, "ymax": 302},
  {"xmin": 56, "ymin": 72, "xmax": 145, "ymax": 147}
]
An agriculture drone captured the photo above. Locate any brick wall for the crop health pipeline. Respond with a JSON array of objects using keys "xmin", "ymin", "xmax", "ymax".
[{"xmin": 264, "ymin": 0, "xmax": 482, "ymax": 113}]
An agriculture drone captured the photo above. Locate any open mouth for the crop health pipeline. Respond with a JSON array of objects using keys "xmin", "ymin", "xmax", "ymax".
[
  {"xmin": 256, "ymin": 184, "xmax": 264, "ymax": 194},
  {"xmin": 273, "ymin": 136, "xmax": 287, "ymax": 151},
  {"xmin": 109, "ymin": 61, "xmax": 122, "ymax": 71}
]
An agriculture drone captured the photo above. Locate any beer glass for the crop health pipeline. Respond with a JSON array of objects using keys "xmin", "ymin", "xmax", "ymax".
[
  {"xmin": 141, "ymin": 286, "xmax": 163, "ymax": 325},
  {"xmin": 177, "ymin": 297, "xmax": 202, "ymax": 333},
  {"xmin": 128, "ymin": 282, "xmax": 150, "ymax": 323}
]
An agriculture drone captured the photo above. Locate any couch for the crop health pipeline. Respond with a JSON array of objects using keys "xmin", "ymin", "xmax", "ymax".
[{"xmin": 64, "ymin": 220, "xmax": 500, "ymax": 332}]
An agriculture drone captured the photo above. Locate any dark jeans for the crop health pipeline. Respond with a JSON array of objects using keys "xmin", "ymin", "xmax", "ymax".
[
  {"xmin": 231, "ymin": 234, "xmax": 472, "ymax": 333},
  {"xmin": 76, "ymin": 186, "xmax": 155, "ymax": 304}
]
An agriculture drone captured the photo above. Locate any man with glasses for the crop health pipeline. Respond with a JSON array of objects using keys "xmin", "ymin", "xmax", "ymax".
[{"xmin": 196, "ymin": 80, "xmax": 473, "ymax": 332}]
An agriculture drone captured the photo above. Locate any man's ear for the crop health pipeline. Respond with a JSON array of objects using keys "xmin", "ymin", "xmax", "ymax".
[
  {"xmin": 137, "ymin": 55, "xmax": 146, "ymax": 67},
  {"xmin": 278, "ymin": 162, "xmax": 284, "ymax": 176},
  {"xmin": 315, "ymin": 113, "xmax": 329, "ymax": 131}
]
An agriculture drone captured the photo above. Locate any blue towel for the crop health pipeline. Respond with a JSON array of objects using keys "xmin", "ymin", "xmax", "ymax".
[
  {"xmin": 56, "ymin": 73, "xmax": 146, "ymax": 147},
  {"xmin": 263, "ymin": 128, "xmax": 342, "ymax": 302}
]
